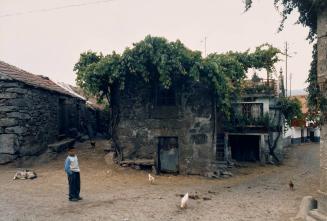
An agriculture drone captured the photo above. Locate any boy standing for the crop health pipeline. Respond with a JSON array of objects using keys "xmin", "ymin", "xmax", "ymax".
[{"xmin": 64, "ymin": 147, "xmax": 82, "ymax": 202}]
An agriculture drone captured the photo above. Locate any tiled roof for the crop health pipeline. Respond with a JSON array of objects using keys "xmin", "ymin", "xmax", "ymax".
[{"xmin": 0, "ymin": 60, "xmax": 81, "ymax": 99}]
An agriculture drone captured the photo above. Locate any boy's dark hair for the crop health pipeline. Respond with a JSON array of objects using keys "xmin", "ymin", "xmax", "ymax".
[{"xmin": 68, "ymin": 147, "xmax": 76, "ymax": 151}]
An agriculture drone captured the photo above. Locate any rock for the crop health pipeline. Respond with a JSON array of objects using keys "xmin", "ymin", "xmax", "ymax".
[
  {"xmin": 0, "ymin": 134, "xmax": 19, "ymax": 154},
  {"xmin": 0, "ymin": 106, "xmax": 17, "ymax": 112},
  {"xmin": 220, "ymin": 171, "xmax": 233, "ymax": 177},
  {"xmin": 7, "ymin": 112, "xmax": 31, "ymax": 120},
  {"xmin": 0, "ymin": 118, "xmax": 17, "ymax": 127},
  {"xmin": 204, "ymin": 172, "xmax": 219, "ymax": 179},
  {"xmin": 0, "ymin": 93, "xmax": 17, "ymax": 99},
  {"xmin": 0, "ymin": 153, "xmax": 17, "ymax": 164},
  {"xmin": 5, "ymin": 126, "xmax": 27, "ymax": 134}
]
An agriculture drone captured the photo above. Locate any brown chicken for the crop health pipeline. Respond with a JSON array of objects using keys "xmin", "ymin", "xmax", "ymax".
[{"xmin": 289, "ymin": 180, "xmax": 294, "ymax": 191}]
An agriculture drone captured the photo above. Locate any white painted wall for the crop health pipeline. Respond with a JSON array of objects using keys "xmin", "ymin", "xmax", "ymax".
[
  {"xmin": 292, "ymin": 127, "xmax": 302, "ymax": 139},
  {"xmin": 255, "ymin": 98, "xmax": 270, "ymax": 113}
]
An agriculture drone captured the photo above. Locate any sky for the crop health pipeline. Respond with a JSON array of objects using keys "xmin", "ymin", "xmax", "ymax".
[{"xmin": 0, "ymin": 0, "xmax": 313, "ymax": 90}]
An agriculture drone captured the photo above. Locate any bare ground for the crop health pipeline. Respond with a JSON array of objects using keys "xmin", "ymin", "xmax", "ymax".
[{"xmin": 0, "ymin": 140, "xmax": 319, "ymax": 221}]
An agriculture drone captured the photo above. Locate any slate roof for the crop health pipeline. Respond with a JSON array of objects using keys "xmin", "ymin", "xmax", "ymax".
[{"xmin": 0, "ymin": 60, "xmax": 81, "ymax": 99}]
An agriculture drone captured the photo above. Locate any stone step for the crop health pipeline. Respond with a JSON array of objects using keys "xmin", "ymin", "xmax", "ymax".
[
  {"xmin": 307, "ymin": 210, "xmax": 327, "ymax": 221},
  {"xmin": 48, "ymin": 139, "xmax": 75, "ymax": 153}
]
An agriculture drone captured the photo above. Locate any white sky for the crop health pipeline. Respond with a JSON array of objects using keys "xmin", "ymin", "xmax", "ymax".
[{"xmin": 0, "ymin": 0, "xmax": 313, "ymax": 90}]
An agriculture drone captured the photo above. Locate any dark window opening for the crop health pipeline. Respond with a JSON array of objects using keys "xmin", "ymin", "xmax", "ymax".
[
  {"xmin": 156, "ymin": 87, "xmax": 176, "ymax": 106},
  {"xmin": 229, "ymin": 135, "xmax": 260, "ymax": 162}
]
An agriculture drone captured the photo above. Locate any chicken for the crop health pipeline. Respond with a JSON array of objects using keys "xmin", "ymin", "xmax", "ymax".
[
  {"xmin": 289, "ymin": 180, "xmax": 294, "ymax": 191},
  {"xmin": 148, "ymin": 174, "xmax": 155, "ymax": 184},
  {"xmin": 90, "ymin": 140, "xmax": 96, "ymax": 148},
  {"xmin": 180, "ymin": 192, "xmax": 189, "ymax": 209}
]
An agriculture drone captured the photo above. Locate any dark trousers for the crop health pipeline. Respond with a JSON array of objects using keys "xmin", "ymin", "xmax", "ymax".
[{"xmin": 68, "ymin": 172, "xmax": 80, "ymax": 199}]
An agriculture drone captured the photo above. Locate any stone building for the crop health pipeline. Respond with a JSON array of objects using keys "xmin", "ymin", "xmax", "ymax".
[
  {"xmin": 113, "ymin": 74, "xmax": 284, "ymax": 175},
  {"xmin": 0, "ymin": 61, "xmax": 100, "ymax": 164},
  {"xmin": 306, "ymin": 4, "xmax": 327, "ymax": 221}
]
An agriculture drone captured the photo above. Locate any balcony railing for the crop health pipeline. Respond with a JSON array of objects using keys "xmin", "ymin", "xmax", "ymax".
[{"xmin": 242, "ymin": 79, "xmax": 277, "ymax": 96}]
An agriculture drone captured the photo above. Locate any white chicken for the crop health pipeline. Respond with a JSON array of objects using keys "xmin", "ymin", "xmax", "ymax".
[
  {"xmin": 148, "ymin": 174, "xmax": 155, "ymax": 184},
  {"xmin": 180, "ymin": 192, "xmax": 189, "ymax": 209}
]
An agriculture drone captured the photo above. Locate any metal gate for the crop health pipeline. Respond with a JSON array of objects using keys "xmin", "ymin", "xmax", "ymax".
[{"xmin": 158, "ymin": 137, "xmax": 179, "ymax": 173}]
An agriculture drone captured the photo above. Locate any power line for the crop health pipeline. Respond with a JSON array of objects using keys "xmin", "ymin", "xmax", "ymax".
[{"xmin": 0, "ymin": 0, "xmax": 116, "ymax": 19}]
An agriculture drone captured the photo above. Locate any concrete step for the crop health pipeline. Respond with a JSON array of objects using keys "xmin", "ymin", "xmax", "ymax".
[{"xmin": 48, "ymin": 139, "xmax": 75, "ymax": 153}]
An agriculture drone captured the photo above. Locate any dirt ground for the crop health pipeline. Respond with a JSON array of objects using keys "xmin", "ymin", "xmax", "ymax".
[{"xmin": 0, "ymin": 140, "xmax": 320, "ymax": 221}]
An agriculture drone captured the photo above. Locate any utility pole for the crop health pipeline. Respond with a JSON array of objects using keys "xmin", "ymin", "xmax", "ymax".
[
  {"xmin": 285, "ymin": 42, "xmax": 288, "ymax": 97},
  {"xmin": 290, "ymin": 73, "xmax": 292, "ymax": 97}
]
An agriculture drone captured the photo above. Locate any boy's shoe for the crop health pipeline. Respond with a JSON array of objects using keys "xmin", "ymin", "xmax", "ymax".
[
  {"xmin": 69, "ymin": 198, "xmax": 79, "ymax": 202},
  {"xmin": 77, "ymin": 197, "xmax": 83, "ymax": 200}
]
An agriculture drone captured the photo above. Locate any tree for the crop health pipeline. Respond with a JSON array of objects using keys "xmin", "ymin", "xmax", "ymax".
[
  {"xmin": 244, "ymin": 0, "xmax": 327, "ymax": 41},
  {"xmin": 266, "ymin": 96, "xmax": 302, "ymax": 163}
]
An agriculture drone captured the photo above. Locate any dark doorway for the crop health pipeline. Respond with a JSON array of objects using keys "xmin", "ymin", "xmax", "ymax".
[
  {"xmin": 310, "ymin": 131, "xmax": 314, "ymax": 142},
  {"xmin": 229, "ymin": 135, "xmax": 260, "ymax": 162},
  {"xmin": 58, "ymin": 99, "xmax": 66, "ymax": 134},
  {"xmin": 158, "ymin": 137, "xmax": 179, "ymax": 173}
]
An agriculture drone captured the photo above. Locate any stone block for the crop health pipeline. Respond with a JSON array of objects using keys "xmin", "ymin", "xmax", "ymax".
[
  {"xmin": 0, "ymin": 93, "xmax": 17, "ymax": 99},
  {"xmin": 7, "ymin": 112, "xmax": 31, "ymax": 119},
  {"xmin": 5, "ymin": 126, "xmax": 26, "ymax": 134},
  {"xmin": 0, "ymin": 153, "xmax": 17, "ymax": 164},
  {"xmin": 0, "ymin": 118, "xmax": 17, "ymax": 127},
  {"xmin": 6, "ymin": 88, "xmax": 28, "ymax": 94},
  {"xmin": 0, "ymin": 134, "xmax": 19, "ymax": 154},
  {"xmin": 0, "ymin": 106, "xmax": 17, "ymax": 112}
]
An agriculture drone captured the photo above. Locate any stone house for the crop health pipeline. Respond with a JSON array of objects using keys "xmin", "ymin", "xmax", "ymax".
[
  {"xmin": 0, "ymin": 61, "xmax": 100, "ymax": 164},
  {"xmin": 114, "ymin": 75, "xmax": 284, "ymax": 175}
]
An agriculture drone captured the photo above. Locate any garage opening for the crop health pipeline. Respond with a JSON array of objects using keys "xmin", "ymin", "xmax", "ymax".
[{"xmin": 229, "ymin": 135, "xmax": 260, "ymax": 162}]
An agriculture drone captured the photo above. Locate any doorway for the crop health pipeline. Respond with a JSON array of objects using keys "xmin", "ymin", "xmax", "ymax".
[
  {"xmin": 229, "ymin": 135, "xmax": 260, "ymax": 162},
  {"xmin": 157, "ymin": 137, "xmax": 179, "ymax": 173}
]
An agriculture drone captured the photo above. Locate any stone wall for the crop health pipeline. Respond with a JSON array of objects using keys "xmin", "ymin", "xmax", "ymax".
[
  {"xmin": 316, "ymin": 6, "xmax": 327, "ymax": 216},
  {"xmin": 0, "ymin": 79, "xmax": 85, "ymax": 164},
  {"xmin": 115, "ymin": 77, "xmax": 215, "ymax": 175}
]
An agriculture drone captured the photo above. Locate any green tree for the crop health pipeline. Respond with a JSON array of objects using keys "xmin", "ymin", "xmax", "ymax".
[{"xmin": 244, "ymin": 0, "xmax": 327, "ymax": 41}]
